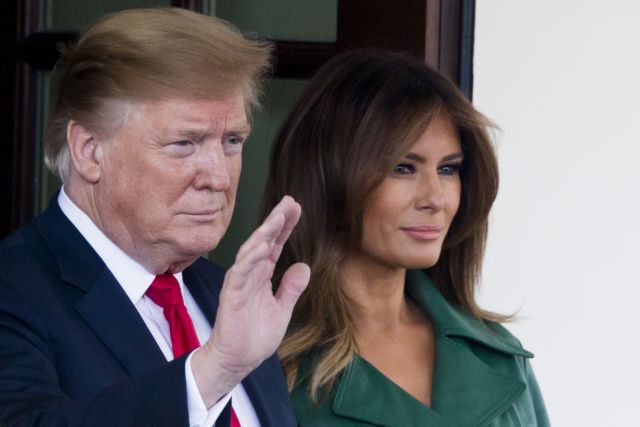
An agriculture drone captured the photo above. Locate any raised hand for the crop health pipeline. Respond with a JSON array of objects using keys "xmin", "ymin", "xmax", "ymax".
[{"xmin": 191, "ymin": 196, "xmax": 310, "ymax": 406}]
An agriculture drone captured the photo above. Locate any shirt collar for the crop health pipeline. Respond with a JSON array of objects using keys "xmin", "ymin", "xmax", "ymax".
[{"xmin": 58, "ymin": 187, "xmax": 184, "ymax": 304}]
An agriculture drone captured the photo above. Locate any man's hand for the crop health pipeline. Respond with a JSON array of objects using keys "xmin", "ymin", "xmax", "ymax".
[{"xmin": 191, "ymin": 196, "xmax": 310, "ymax": 407}]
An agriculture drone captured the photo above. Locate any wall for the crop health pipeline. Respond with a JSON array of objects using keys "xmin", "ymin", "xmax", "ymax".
[
  {"xmin": 210, "ymin": 78, "xmax": 308, "ymax": 267},
  {"xmin": 474, "ymin": 2, "xmax": 640, "ymax": 425},
  {"xmin": 209, "ymin": 0, "xmax": 336, "ymax": 266}
]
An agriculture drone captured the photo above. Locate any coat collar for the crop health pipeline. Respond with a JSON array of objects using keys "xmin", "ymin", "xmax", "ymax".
[
  {"xmin": 331, "ymin": 356, "xmax": 455, "ymax": 427},
  {"xmin": 405, "ymin": 269, "xmax": 533, "ymax": 359},
  {"xmin": 327, "ymin": 270, "xmax": 532, "ymax": 427}
]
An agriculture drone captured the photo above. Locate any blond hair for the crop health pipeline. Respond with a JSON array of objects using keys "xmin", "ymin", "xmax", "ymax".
[{"xmin": 45, "ymin": 7, "xmax": 272, "ymax": 180}]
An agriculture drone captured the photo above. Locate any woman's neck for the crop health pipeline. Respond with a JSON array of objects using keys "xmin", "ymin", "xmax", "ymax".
[
  {"xmin": 340, "ymin": 253, "xmax": 419, "ymax": 334},
  {"xmin": 340, "ymin": 253, "xmax": 435, "ymax": 407}
]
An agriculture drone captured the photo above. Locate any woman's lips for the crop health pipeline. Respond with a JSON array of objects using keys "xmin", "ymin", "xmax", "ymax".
[{"xmin": 400, "ymin": 225, "xmax": 443, "ymax": 240}]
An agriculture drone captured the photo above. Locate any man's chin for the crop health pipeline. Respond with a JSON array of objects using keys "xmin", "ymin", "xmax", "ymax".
[
  {"xmin": 180, "ymin": 233, "xmax": 222, "ymax": 256},
  {"xmin": 159, "ymin": 225, "xmax": 225, "ymax": 263},
  {"xmin": 163, "ymin": 242, "xmax": 215, "ymax": 273}
]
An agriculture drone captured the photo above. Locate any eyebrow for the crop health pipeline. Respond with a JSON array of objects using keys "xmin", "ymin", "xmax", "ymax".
[{"xmin": 404, "ymin": 151, "xmax": 464, "ymax": 163}]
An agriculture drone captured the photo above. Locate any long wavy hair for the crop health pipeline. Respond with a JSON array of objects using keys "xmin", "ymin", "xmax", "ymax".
[{"xmin": 260, "ymin": 50, "xmax": 501, "ymax": 401}]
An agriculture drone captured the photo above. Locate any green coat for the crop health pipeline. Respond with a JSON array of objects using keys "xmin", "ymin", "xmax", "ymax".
[{"xmin": 291, "ymin": 270, "xmax": 550, "ymax": 427}]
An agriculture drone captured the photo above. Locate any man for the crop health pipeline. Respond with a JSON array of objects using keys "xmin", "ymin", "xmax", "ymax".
[{"xmin": 0, "ymin": 8, "xmax": 309, "ymax": 427}]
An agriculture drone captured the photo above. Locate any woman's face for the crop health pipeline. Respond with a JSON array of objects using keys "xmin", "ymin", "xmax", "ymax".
[{"xmin": 357, "ymin": 111, "xmax": 463, "ymax": 270}]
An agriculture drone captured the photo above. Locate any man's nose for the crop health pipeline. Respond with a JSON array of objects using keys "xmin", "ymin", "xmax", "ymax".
[
  {"xmin": 193, "ymin": 143, "xmax": 231, "ymax": 191},
  {"xmin": 416, "ymin": 172, "xmax": 445, "ymax": 212}
]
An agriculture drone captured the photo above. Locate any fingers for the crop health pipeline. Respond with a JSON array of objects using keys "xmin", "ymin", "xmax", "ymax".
[
  {"xmin": 228, "ymin": 240, "xmax": 271, "ymax": 278},
  {"xmin": 273, "ymin": 195, "xmax": 301, "ymax": 247},
  {"xmin": 226, "ymin": 196, "xmax": 302, "ymax": 292},
  {"xmin": 275, "ymin": 262, "xmax": 310, "ymax": 314},
  {"xmin": 235, "ymin": 196, "xmax": 301, "ymax": 263},
  {"xmin": 268, "ymin": 196, "xmax": 301, "ymax": 262},
  {"xmin": 235, "ymin": 211, "xmax": 285, "ymax": 262}
]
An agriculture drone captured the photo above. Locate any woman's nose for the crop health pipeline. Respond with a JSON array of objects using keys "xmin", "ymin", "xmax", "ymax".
[{"xmin": 416, "ymin": 172, "xmax": 445, "ymax": 212}]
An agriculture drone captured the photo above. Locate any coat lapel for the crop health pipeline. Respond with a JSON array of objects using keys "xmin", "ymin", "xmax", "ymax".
[
  {"xmin": 329, "ymin": 345, "xmax": 526, "ymax": 427},
  {"xmin": 37, "ymin": 199, "xmax": 167, "ymax": 377},
  {"xmin": 406, "ymin": 270, "xmax": 532, "ymax": 427},
  {"xmin": 332, "ymin": 356, "xmax": 455, "ymax": 427},
  {"xmin": 323, "ymin": 270, "xmax": 533, "ymax": 427},
  {"xmin": 429, "ymin": 336, "xmax": 526, "ymax": 426}
]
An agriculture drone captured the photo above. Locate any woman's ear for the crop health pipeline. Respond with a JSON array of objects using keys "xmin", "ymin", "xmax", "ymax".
[{"xmin": 66, "ymin": 120, "xmax": 103, "ymax": 183}]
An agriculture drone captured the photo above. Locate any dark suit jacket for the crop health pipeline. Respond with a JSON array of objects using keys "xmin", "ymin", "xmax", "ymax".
[{"xmin": 0, "ymin": 198, "xmax": 297, "ymax": 427}]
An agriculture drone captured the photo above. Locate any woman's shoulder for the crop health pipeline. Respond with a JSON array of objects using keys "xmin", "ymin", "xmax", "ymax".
[
  {"xmin": 289, "ymin": 353, "xmax": 345, "ymax": 426},
  {"xmin": 483, "ymin": 320, "xmax": 532, "ymax": 355}
]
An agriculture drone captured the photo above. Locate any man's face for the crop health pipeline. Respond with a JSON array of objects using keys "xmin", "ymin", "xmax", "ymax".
[{"xmin": 92, "ymin": 95, "xmax": 248, "ymax": 273}]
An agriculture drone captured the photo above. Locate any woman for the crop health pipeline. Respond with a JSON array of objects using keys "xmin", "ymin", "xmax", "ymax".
[{"xmin": 261, "ymin": 50, "xmax": 550, "ymax": 426}]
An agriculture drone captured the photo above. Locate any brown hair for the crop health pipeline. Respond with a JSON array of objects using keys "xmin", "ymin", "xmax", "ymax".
[
  {"xmin": 261, "ymin": 50, "xmax": 502, "ymax": 400},
  {"xmin": 45, "ymin": 7, "xmax": 272, "ymax": 180}
]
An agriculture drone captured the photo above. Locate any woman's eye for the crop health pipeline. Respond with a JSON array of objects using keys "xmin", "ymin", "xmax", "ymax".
[
  {"xmin": 393, "ymin": 163, "xmax": 416, "ymax": 174},
  {"xmin": 438, "ymin": 164, "xmax": 461, "ymax": 176}
]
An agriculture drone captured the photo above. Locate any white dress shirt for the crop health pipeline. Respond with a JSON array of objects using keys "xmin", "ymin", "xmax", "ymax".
[{"xmin": 58, "ymin": 188, "xmax": 260, "ymax": 427}]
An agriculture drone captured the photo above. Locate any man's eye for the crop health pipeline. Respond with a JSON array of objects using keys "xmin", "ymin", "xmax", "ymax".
[
  {"xmin": 173, "ymin": 140, "xmax": 192, "ymax": 147},
  {"xmin": 438, "ymin": 164, "xmax": 461, "ymax": 176},
  {"xmin": 224, "ymin": 135, "xmax": 244, "ymax": 145},
  {"xmin": 393, "ymin": 163, "xmax": 415, "ymax": 174},
  {"xmin": 223, "ymin": 135, "xmax": 245, "ymax": 155}
]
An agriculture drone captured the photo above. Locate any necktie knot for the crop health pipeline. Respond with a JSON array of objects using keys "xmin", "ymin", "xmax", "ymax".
[{"xmin": 146, "ymin": 273, "xmax": 184, "ymax": 308}]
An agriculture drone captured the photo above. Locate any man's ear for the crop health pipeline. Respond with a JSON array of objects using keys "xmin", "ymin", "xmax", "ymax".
[{"xmin": 67, "ymin": 120, "xmax": 103, "ymax": 183}]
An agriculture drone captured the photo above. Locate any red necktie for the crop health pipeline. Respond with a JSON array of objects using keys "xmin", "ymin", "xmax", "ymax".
[
  {"xmin": 146, "ymin": 274, "xmax": 241, "ymax": 427},
  {"xmin": 146, "ymin": 273, "xmax": 200, "ymax": 358},
  {"xmin": 230, "ymin": 408, "xmax": 241, "ymax": 427}
]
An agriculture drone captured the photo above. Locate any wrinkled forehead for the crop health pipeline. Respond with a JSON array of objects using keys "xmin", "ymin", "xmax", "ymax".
[{"xmin": 91, "ymin": 92, "xmax": 250, "ymax": 138}]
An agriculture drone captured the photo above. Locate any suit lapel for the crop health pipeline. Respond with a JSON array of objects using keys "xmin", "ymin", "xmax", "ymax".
[
  {"xmin": 182, "ymin": 259, "xmax": 223, "ymax": 326},
  {"xmin": 37, "ymin": 199, "xmax": 167, "ymax": 377},
  {"xmin": 241, "ymin": 357, "xmax": 296, "ymax": 427},
  {"xmin": 75, "ymin": 270, "xmax": 168, "ymax": 376}
]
